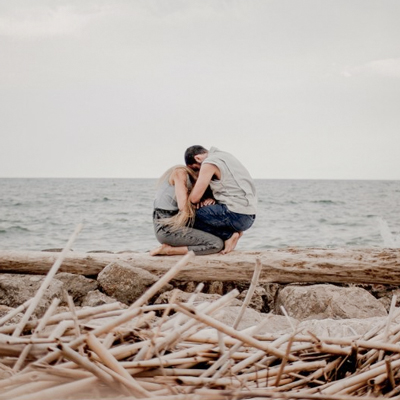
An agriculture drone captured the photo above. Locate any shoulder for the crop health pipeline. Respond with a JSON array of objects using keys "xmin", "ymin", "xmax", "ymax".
[
  {"xmin": 170, "ymin": 168, "xmax": 188, "ymax": 184},
  {"xmin": 202, "ymin": 161, "xmax": 219, "ymax": 171},
  {"xmin": 199, "ymin": 162, "xmax": 220, "ymax": 180}
]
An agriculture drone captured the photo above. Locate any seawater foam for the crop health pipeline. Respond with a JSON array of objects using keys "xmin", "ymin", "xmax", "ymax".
[{"xmin": 377, "ymin": 217, "xmax": 400, "ymax": 248}]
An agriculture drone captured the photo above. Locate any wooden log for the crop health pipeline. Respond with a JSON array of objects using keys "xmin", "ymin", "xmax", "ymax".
[{"xmin": 0, "ymin": 248, "xmax": 400, "ymax": 284}]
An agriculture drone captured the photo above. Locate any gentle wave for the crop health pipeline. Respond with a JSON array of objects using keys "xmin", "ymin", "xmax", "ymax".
[
  {"xmin": 0, "ymin": 225, "xmax": 31, "ymax": 233},
  {"xmin": 0, "ymin": 178, "xmax": 399, "ymax": 252}
]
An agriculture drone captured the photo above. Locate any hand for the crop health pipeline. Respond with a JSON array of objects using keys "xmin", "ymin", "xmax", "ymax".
[{"xmin": 198, "ymin": 198, "xmax": 216, "ymax": 208}]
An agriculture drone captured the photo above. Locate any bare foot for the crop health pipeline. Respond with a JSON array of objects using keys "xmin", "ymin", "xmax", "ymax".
[
  {"xmin": 150, "ymin": 244, "xmax": 188, "ymax": 256},
  {"xmin": 221, "ymin": 232, "xmax": 243, "ymax": 254},
  {"xmin": 150, "ymin": 244, "xmax": 169, "ymax": 256}
]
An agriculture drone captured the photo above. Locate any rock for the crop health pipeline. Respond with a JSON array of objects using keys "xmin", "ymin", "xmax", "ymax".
[
  {"xmin": 276, "ymin": 284, "xmax": 387, "ymax": 321},
  {"xmin": 296, "ymin": 317, "xmax": 393, "ymax": 338},
  {"xmin": 80, "ymin": 290, "xmax": 124, "ymax": 308},
  {"xmin": 260, "ymin": 283, "xmax": 281, "ymax": 312},
  {"xmin": 0, "ymin": 305, "xmax": 23, "ymax": 325},
  {"xmin": 218, "ymin": 306, "xmax": 297, "ymax": 333},
  {"xmin": 41, "ymin": 248, "xmax": 65, "ymax": 252},
  {"xmin": 212, "ymin": 307, "xmax": 399, "ymax": 338},
  {"xmin": 238, "ymin": 286, "xmax": 267, "ymax": 311},
  {"xmin": 0, "ymin": 274, "xmax": 64, "ymax": 317},
  {"xmin": 208, "ymin": 281, "xmax": 224, "ymax": 295},
  {"xmin": 87, "ymin": 250, "xmax": 115, "ymax": 254},
  {"xmin": 379, "ymin": 297, "xmax": 392, "ymax": 312},
  {"xmin": 375, "ymin": 288, "xmax": 400, "ymax": 312},
  {"xmin": 183, "ymin": 282, "xmax": 197, "ymax": 292},
  {"xmin": 97, "ymin": 261, "xmax": 172, "ymax": 305},
  {"xmin": 154, "ymin": 288, "xmax": 242, "ymax": 307},
  {"xmin": 55, "ymin": 272, "xmax": 98, "ymax": 305}
]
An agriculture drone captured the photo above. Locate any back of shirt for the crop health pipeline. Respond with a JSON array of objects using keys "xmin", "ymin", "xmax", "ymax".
[
  {"xmin": 153, "ymin": 179, "xmax": 178, "ymax": 211},
  {"xmin": 203, "ymin": 147, "xmax": 257, "ymax": 215}
]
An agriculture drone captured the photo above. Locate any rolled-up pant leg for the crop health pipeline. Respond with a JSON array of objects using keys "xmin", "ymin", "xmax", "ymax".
[
  {"xmin": 153, "ymin": 221, "xmax": 224, "ymax": 255},
  {"xmin": 193, "ymin": 204, "xmax": 255, "ymax": 241}
]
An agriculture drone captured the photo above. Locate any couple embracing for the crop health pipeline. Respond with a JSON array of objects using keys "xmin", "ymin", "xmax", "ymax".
[{"xmin": 150, "ymin": 145, "xmax": 257, "ymax": 256}]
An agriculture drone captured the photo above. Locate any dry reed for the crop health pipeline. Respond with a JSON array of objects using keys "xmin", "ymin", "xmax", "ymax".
[{"xmin": 1, "ymin": 228, "xmax": 400, "ymax": 399}]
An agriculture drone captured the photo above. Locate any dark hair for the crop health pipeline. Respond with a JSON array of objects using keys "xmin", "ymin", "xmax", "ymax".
[{"xmin": 184, "ymin": 145, "xmax": 208, "ymax": 165}]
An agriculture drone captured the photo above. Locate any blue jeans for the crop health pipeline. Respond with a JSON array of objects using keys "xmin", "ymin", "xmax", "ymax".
[{"xmin": 193, "ymin": 204, "xmax": 255, "ymax": 241}]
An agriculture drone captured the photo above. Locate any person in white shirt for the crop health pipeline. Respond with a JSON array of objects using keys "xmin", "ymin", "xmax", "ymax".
[{"xmin": 184, "ymin": 145, "xmax": 257, "ymax": 254}]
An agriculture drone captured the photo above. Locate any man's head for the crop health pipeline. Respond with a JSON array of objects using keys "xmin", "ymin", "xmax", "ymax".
[{"xmin": 184, "ymin": 145, "xmax": 208, "ymax": 170}]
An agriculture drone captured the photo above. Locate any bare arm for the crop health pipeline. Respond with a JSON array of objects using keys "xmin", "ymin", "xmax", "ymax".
[
  {"xmin": 170, "ymin": 169, "xmax": 189, "ymax": 211},
  {"xmin": 189, "ymin": 163, "xmax": 220, "ymax": 204}
]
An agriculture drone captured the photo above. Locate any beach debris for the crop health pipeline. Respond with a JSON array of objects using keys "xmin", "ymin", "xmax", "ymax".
[
  {"xmin": 1, "ymin": 227, "xmax": 400, "ymax": 399},
  {"xmin": 0, "ymin": 254, "xmax": 399, "ymax": 399}
]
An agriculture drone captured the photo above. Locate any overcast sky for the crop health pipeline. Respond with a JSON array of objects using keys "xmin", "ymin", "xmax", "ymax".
[{"xmin": 1, "ymin": 0, "xmax": 399, "ymax": 180}]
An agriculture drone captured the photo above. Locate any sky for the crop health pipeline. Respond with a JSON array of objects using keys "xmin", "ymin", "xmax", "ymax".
[{"xmin": 1, "ymin": 0, "xmax": 400, "ymax": 180}]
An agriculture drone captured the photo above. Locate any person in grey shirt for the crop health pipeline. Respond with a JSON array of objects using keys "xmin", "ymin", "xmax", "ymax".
[{"xmin": 185, "ymin": 145, "xmax": 257, "ymax": 254}]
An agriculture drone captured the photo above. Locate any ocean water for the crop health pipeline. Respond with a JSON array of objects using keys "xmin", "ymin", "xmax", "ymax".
[{"xmin": 0, "ymin": 178, "xmax": 399, "ymax": 253}]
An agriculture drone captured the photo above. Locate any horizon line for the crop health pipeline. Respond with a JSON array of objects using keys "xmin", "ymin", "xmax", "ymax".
[{"xmin": 0, "ymin": 176, "xmax": 399, "ymax": 182}]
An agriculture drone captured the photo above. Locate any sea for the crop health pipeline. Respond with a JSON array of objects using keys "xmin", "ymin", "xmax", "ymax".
[{"xmin": 1, "ymin": 178, "xmax": 399, "ymax": 253}]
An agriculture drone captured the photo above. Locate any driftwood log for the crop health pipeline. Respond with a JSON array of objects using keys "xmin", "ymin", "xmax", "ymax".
[{"xmin": 0, "ymin": 248, "xmax": 399, "ymax": 284}]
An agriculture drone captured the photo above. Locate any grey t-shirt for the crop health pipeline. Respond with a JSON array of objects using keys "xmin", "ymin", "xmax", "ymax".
[
  {"xmin": 153, "ymin": 180, "xmax": 178, "ymax": 211},
  {"xmin": 203, "ymin": 147, "xmax": 257, "ymax": 215},
  {"xmin": 153, "ymin": 173, "xmax": 192, "ymax": 211}
]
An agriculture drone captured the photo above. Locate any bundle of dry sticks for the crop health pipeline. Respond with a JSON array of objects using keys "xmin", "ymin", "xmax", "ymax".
[{"xmin": 1, "ymin": 231, "xmax": 400, "ymax": 399}]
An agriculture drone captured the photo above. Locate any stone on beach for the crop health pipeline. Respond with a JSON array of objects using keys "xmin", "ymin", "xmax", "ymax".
[
  {"xmin": 97, "ymin": 260, "xmax": 172, "ymax": 305},
  {"xmin": 275, "ymin": 283, "xmax": 388, "ymax": 321}
]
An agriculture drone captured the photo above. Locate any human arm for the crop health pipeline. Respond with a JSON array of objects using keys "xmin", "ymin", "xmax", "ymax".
[
  {"xmin": 170, "ymin": 169, "xmax": 190, "ymax": 211},
  {"xmin": 189, "ymin": 163, "xmax": 220, "ymax": 204}
]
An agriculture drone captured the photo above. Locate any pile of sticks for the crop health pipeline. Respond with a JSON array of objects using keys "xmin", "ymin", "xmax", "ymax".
[{"xmin": 1, "ymin": 234, "xmax": 400, "ymax": 399}]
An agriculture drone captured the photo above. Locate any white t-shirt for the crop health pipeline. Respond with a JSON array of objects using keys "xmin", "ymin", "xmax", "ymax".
[{"xmin": 203, "ymin": 147, "xmax": 257, "ymax": 215}]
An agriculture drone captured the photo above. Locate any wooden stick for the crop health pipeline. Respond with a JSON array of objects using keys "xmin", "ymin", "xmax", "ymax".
[
  {"xmin": 31, "ymin": 252, "xmax": 195, "ymax": 367},
  {"xmin": 377, "ymin": 293, "xmax": 397, "ymax": 363},
  {"xmin": 66, "ymin": 294, "xmax": 81, "ymax": 340},
  {"xmin": 253, "ymin": 333, "xmax": 400, "ymax": 355},
  {"xmin": 386, "ymin": 356, "xmax": 396, "ymax": 390},
  {"xmin": 153, "ymin": 375, "xmax": 242, "ymax": 388},
  {"xmin": 57, "ymin": 342, "xmax": 124, "ymax": 394},
  {"xmin": 241, "ymin": 360, "xmax": 326, "ymax": 382},
  {"xmin": 47, "ymin": 320, "xmax": 75, "ymax": 340},
  {"xmin": 314, "ymin": 342, "xmax": 352, "ymax": 356},
  {"xmin": 5, "ymin": 376, "xmax": 105, "ymax": 400},
  {"xmin": 137, "ymin": 290, "xmax": 180, "ymax": 363},
  {"xmin": 274, "ymin": 359, "xmax": 342, "ymax": 392},
  {"xmin": 174, "ymin": 302, "xmax": 297, "ymax": 361},
  {"xmin": 205, "ymin": 319, "xmax": 272, "ymax": 380},
  {"xmin": 31, "ymin": 364, "xmax": 92, "ymax": 380},
  {"xmin": 176, "ymin": 282, "xmax": 204, "ymax": 320},
  {"xmin": 85, "ymin": 333, "xmax": 150, "ymax": 397},
  {"xmin": 14, "ymin": 298, "xmax": 60, "ymax": 372},
  {"xmin": 194, "ymin": 388, "xmax": 394, "ymax": 400},
  {"xmin": 12, "ymin": 224, "xmax": 83, "ymax": 337},
  {"xmin": 96, "ymin": 363, "xmax": 166, "ymax": 393},
  {"xmin": 0, "ymin": 301, "xmax": 123, "ymax": 336},
  {"xmin": 274, "ymin": 331, "xmax": 296, "ymax": 386},
  {"xmin": 0, "ymin": 371, "xmax": 40, "ymax": 389},
  {"xmin": 322, "ymin": 357, "xmax": 400, "ymax": 394},
  {"xmin": 155, "ymin": 290, "xmax": 241, "ymax": 354},
  {"xmin": 232, "ymin": 258, "xmax": 262, "ymax": 329},
  {"xmin": 123, "ymin": 356, "xmax": 215, "ymax": 370},
  {"xmin": 0, "ymin": 380, "xmax": 60, "ymax": 400},
  {"xmin": 135, "ymin": 368, "xmax": 205, "ymax": 377},
  {"xmin": 157, "ymin": 282, "xmax": 205, "ymax": 332},
  {"xmin": 0, "ymin": 298, "xmax": 33, "ymax": 327}
]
